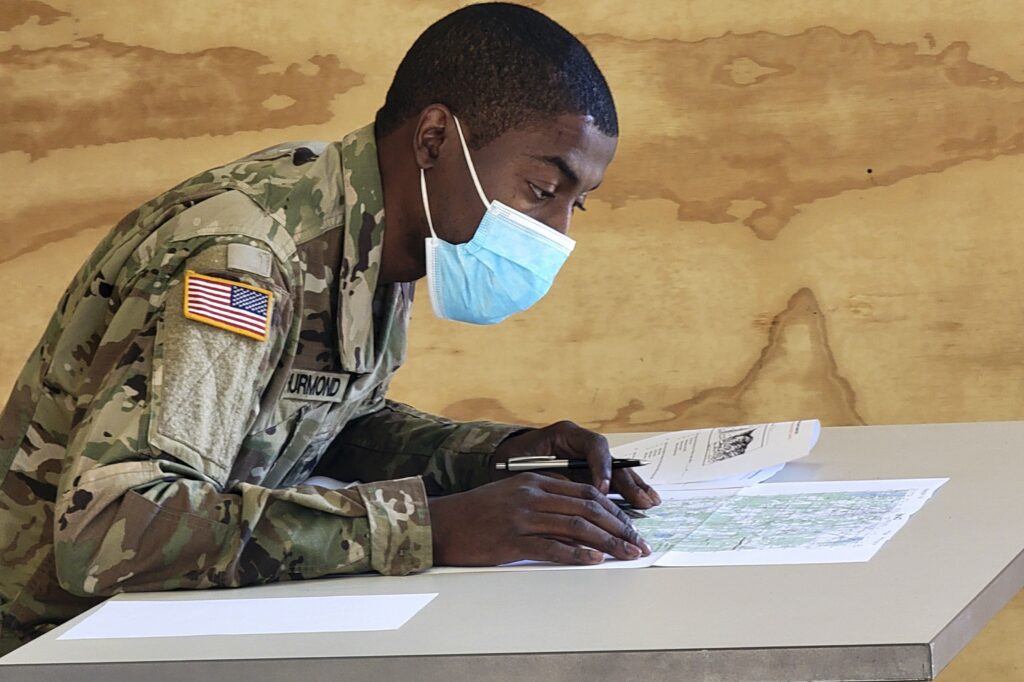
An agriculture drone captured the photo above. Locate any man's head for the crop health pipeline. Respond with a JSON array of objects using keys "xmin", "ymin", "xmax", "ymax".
[
  {"xmin": 376, "ymin": 2, "xmax": 618, "ymax": 151},
  {"xmin": 375, "ymin": 2, "xmax": 618, "ymax": 282}
]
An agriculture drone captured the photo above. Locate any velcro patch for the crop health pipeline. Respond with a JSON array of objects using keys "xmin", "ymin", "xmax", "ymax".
[
  {"xmin": 227, "ymin": 243, "xmax": 273, "ymax": 278},
  {"xmin": 284, "ymin": 370, "xmax": 349, "ymax": 403},
  {"xmin": 184, "ymin": 271, "xmax": 273, "ymax": 342}
]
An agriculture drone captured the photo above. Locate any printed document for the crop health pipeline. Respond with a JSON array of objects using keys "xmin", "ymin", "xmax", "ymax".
[{"xmin": 612, "ymin": 419, "xmax": 820, "ymax": 487}]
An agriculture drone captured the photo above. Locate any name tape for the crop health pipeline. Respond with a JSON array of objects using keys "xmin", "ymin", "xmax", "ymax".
[{"xmin": 283, "ymin": 370, "xmax": 348, "ymax": 403}]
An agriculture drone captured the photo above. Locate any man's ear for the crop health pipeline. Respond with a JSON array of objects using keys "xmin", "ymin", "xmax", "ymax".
[{"xmin": 413, "ymin": 104, "xmax": 454, "ymax": 170}]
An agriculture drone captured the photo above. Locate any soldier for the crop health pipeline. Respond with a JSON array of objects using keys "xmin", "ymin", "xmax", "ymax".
[{"xmin": 0, "ymin": 2, "xmax": 660, "ymax": 654}]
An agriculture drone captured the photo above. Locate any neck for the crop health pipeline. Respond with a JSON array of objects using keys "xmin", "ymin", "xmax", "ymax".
[{"xmin": 376, "ymin": 123, "xmax": 428, "ymax": 284}]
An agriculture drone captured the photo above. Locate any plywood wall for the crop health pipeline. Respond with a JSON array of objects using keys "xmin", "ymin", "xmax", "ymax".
[
  {"xmin": 3, "ymin": 1, "xmax": 1022, "ymax": 433},
  {"xmin": 1, "ymin": 2, "xmax": 1021, "ymax": 676}
]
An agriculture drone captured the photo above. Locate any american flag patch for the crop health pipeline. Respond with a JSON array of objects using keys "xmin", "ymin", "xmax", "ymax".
[{"xmin": 183, "ymin": 271, "xmax": 273, "ymax": 342}]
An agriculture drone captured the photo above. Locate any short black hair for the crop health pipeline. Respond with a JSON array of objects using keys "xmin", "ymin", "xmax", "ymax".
[{"xmin": 375, "ymin": 2, "xmax": 618, "ymax": 148}]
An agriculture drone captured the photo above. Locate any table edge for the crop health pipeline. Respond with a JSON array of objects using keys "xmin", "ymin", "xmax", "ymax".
[
  {"xmin": 929, "ymin": 543, "xmax": 1024, "ymax": 675},
  {"xmin": 0, "ymin": 643, "xmax": 935, "ymax": 682}
]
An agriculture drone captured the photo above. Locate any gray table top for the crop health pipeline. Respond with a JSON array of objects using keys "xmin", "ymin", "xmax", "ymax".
[{"xmin": 2, "ymin": 421, "xmax": 1023, "ymax": 682}]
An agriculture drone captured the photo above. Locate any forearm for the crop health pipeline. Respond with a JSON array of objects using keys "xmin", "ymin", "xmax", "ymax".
[
  {"xmin": 54, "ymin": 460, "xmax": 431, "ymax": 596},
  {"xmin": 320, "ymin": 400, "xmax": 527, "ymax": 495}
]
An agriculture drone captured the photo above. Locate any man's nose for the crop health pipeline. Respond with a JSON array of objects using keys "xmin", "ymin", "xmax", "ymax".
[{"xmin": 547, "ymin": 205, "xmax": 573, "ymax": 236}]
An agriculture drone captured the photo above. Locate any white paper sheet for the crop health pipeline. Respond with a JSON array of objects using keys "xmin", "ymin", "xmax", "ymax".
[
  {"xmin": 658, "ymin": 463, "xmax": 785, "ymax": 491},
  {"xmin": 612, "ymin": 420, "xmax": 820, "ymax": 485},
  {"xmin": 425, "ymin": 554, "xmax": 661, "ymax": 575},
  {"xmin": 57, "ymin": 593, "xmax": 438, "ymax": 640}
]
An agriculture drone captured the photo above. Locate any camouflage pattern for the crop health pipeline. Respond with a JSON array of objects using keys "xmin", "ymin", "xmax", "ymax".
[{"xmin": 0, "ymin": 123, "xmax": 523, "ymax": 650}]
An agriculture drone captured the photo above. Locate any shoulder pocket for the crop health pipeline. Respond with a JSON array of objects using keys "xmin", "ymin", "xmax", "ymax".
[
  {"xmin": 148, "ymin": 248, "xmax": 287, "ymax": 484},
  {"xmin": 164, "ymin": 191, "xmax": 297, "ymax": 267}
]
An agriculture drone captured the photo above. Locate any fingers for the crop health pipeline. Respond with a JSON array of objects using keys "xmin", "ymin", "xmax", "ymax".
[
  {"xmin": 612, "ymin": 468, "xmax": 662, "ymax": 509},
  {"xmin": 536, "ymin": 511, "xmax": 648, "ymax": 561},
  {"xmin": 536, "ymin": 476, "xmax": 632, "ymax": 525},
  {"xmin": 520, "ymin": 536, "xmax": 604, "ymax": 565},
  {"xmin": 529, "ymin": 477, "xmax": 652, "ymax": 559}
]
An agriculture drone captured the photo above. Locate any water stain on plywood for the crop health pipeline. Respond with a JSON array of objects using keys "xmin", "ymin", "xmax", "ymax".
[
  {"xmin": 619, "ymin": 287, "xmax": 864, "ymax": 430},
  {"xmin": 440, "ymin": 288, "xmax": 864, "ymax": 428},
  {"xmin": 0, "ymin": 36, "xmax": 364, "ymax": 158},
  {"xmin": 0, "ymin": 196, "xmax": 149, "ymax": 265},
  {"xmin": 589, "ymin": 27, "xmax": 1024, "ymax": 239},
  {"xmin": 0, "ymin": 0, "xmax": 69, "ymax": 31},
  {"xmin": 441, "ymin": 288, "xmax": 863, "ymax": 431}
]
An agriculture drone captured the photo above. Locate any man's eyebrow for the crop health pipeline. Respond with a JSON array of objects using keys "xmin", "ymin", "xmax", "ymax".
[{"xmin": 530, "ymin": 154, "xmax": 581, "ymax": 187}]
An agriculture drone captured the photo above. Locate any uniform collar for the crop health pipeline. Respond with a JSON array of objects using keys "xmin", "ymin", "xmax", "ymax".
[{"xmin": 337, "ymin": 123, "xmax": 387, "ymax": 373}]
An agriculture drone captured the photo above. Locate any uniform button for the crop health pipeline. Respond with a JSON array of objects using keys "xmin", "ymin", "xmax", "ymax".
[{"xmin": 292, "ymin": 147, "xmax": 317, "ymax": 166}]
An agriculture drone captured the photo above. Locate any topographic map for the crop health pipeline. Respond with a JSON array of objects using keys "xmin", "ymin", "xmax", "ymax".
[{"xmin": 633, "ymin": 479, "xmax": 946, "ymax": 565}]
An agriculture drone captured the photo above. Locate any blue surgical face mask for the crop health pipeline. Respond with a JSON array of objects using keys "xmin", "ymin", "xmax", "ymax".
[{"xmin": 420, "ymin": 115, "xmax": 576, "ymax": 325}]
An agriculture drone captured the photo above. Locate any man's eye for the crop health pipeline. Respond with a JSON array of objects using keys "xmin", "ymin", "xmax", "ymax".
[{"xmin": 528, "ymin": 182, "xmax": 556, "ymax": 200}]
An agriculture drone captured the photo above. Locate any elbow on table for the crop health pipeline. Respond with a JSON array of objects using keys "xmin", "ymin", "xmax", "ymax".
[
  {"xmin": 53, "ymin": 515, "xmax": 133, "ymax": 598},
  {"xmin": 53, "ymin": 490, "xmax": 147, "ymax": 598},
  {"xmin": 53, "ymin": 539, "xmax": 121, "ymax": 598}
]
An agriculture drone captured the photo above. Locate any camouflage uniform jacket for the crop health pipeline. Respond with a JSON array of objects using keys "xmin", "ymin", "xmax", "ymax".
[{"xmin": 0, "ymin": 123, "xmax": 522, "ymax": 649}]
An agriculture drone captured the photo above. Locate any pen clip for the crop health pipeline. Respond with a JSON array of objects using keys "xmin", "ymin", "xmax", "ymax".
[{"xmin": 506, "ymin": 455, "xmax": 559, "ymax": 464}]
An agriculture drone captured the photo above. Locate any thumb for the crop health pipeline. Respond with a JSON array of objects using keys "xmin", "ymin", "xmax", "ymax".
[{"xmin": 564, "ymin": 426, "xmax": 611, "ymax": 494}]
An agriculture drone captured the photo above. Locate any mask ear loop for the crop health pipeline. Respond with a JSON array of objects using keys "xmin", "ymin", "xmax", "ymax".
[
  {"xmin": 452, "ymin": 115, "xmax": 491, "ymax": 208},
  {"xmin": 420, "ymin": 167, "xmax": 439, "ymax": 239}
]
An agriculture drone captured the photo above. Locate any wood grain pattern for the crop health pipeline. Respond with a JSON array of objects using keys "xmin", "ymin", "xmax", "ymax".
[
  {"xmin": 1, "ymin": 36, "xmax": 363, "ymax": 158},
  {"xmin": 588, "ymin": 28, "xmax": 1024, "ymax": 239},
  {"xmin": 0, "ymin": 2, "xmax": 1020, "ymax": 677}
]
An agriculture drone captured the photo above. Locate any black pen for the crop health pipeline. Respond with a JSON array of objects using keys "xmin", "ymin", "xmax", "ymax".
[{"xmin": 495, "ymin": 455, "xmax": 648, "ymax": 472}]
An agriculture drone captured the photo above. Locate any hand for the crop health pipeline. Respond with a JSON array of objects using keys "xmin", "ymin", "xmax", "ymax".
[
  {"xmin": 493, "ymin": 421, "xmax": 662, "ymax": 509},
  {"xmin": 429, "ymin": 473, "xmax": 653, "ymax": 566}
]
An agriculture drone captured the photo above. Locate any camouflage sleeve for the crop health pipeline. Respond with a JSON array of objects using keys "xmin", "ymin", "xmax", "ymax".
[
  {"xmin": 52, "ymin": 206, "xmax": 430, "ymax": 598},
  {"xmin": 319, "ymin": 400, "xmax": 528, "ymax": 495}
]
